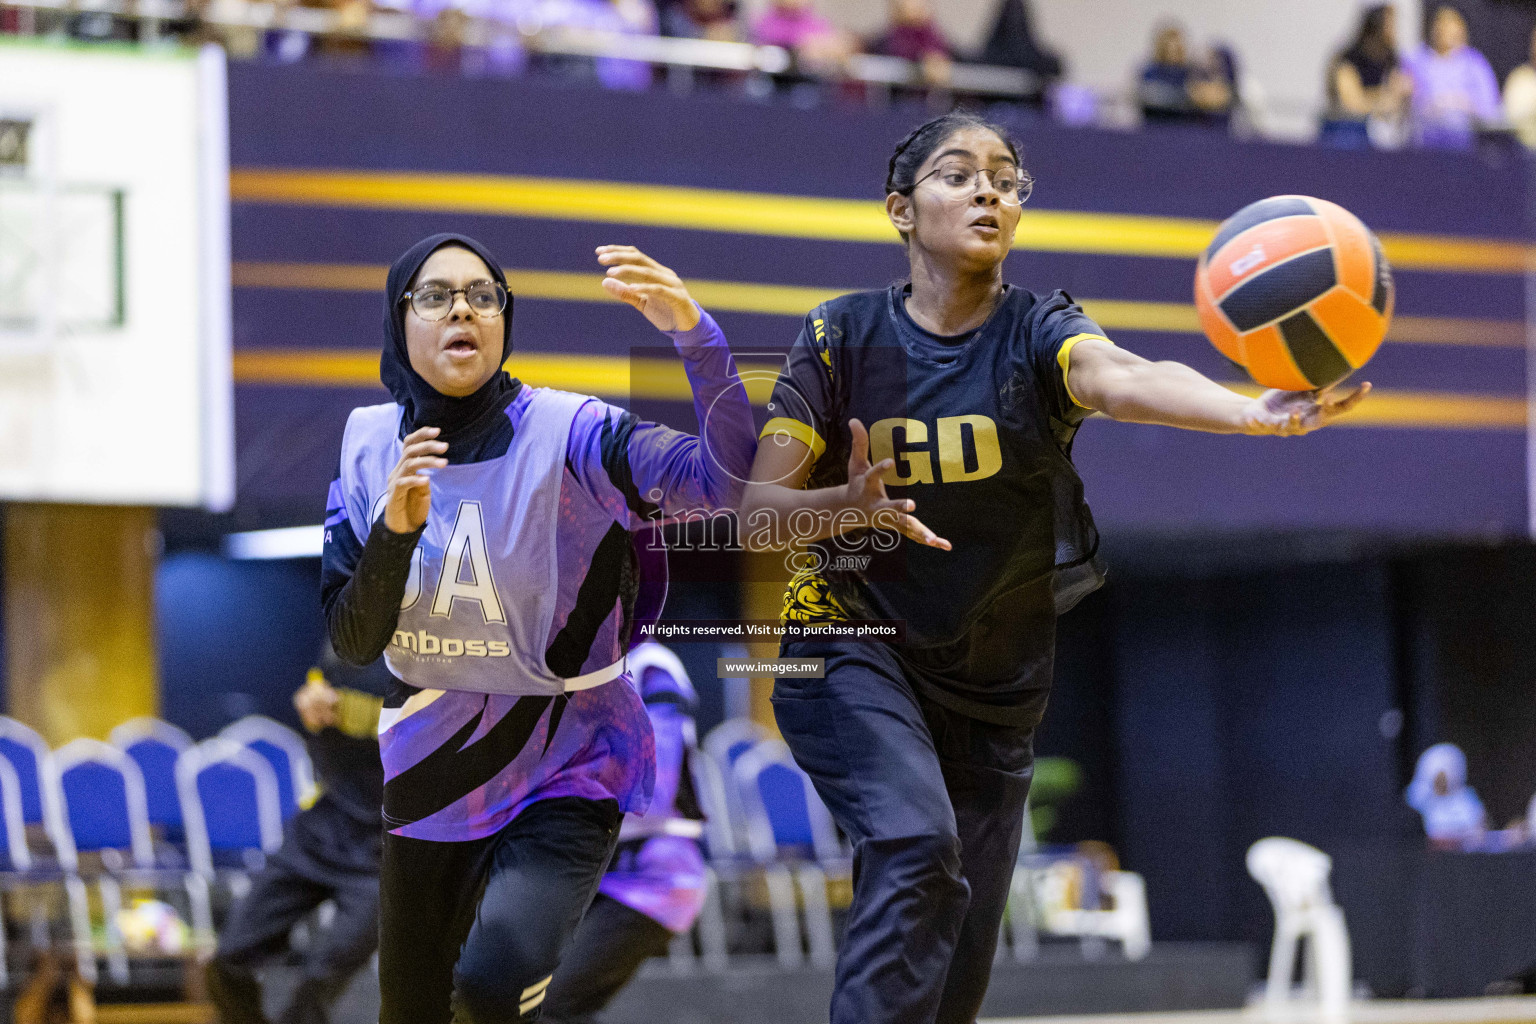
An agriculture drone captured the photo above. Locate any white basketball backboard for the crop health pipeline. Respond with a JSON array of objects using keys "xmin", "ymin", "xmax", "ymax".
[{"xmin": 0, "ymin": 41, "xmax": 232, "ymax": 509}]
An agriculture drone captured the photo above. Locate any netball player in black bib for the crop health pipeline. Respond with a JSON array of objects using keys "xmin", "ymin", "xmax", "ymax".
[{"xmin": 742, "ymin": 112, "xmax": 1368, "ymax": 1024}]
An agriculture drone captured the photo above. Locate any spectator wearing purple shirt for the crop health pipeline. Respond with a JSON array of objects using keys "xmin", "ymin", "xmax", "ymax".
[
  {"xmin": 1404, "ymin": 4, "xmax": 1500, "ymax": 149},
  {"xmin": 869, "ymin": 0, "xmax": 953, "ymax": 90},
  {"xmin": 408, "ymin": 0, "xmax": 659, "ymax": 87},
  {"xmin": 751, "ymin": 0, "xmax": 856, "ymax": 75}
]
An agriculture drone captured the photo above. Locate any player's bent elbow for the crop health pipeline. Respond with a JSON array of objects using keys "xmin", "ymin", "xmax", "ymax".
[{"xmin": 705, "ymin": 474, "xmax": 748, "ymax": 515}]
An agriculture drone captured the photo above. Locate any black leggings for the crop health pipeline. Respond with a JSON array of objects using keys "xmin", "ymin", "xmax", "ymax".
[
  {"xmin": 772, "ymin": 638, "xmax": 1037, "ymax": 1024},
  {"xmin": 540, "ymin": 894, "xmax": 674, "ymax": 1024},
  {"xmin": 378, "ymin": 797, "xmax": 621, "ymax": 1024}
]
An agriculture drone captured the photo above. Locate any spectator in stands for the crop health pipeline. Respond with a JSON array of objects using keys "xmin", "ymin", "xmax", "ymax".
[
  {"xmin": 1503, "ymin": 24, "xmax": 1536, "ymax": 148},
  {"xmin": 751, "ymin": 0, "xmax": 856, "ymax": 74},
  {"xmin": 1204, "ymin": 42, "xmax": 1245, "ymax": 129},
  {"xmin": 67, "ymin": 0, "xmax": 139, "ymax": 43},
  {"xmin": 1321, "ymin": 4, "xmax": 1412, "ymax": 149},
  {"xmin": 334, "ymin": 0, "xmax": 375, "ymax": 57},
  {"xmin": 542, "ymin": 0, "xmax": 660, "ymax": 90},
  {"xmin": 1403, "ymin": 4, "xmax": 1499, "ymax": 150},
  {"xmin": 390, "ymin": 0, "xmax": 510, "ymax": 76},
  {"xmin": 1137, "ymin": 21, "xmax": 1233, "ymax": 127},
  {"xmin": 979, "ymin": 0, "xmax": 1062, "ymax": 96},
  {"xmin": 445, "ymin": 0, "xmax": 657, "ymax": 89},
  {"xmin": 869, "ymin": 0, "xmax": 953, "ymax": 90},
  {"xmin": 263, "ymin": 0, "xmax": 315, "ymax": 63},
  {"xmin": 1406, "ymin": 742, "xmax": 1488, "ymax": 851},
  {"xmin": 660, "ymin": 0, "xmax": 738, "ymax": 41},
  {"xmin": 421, "ymin": 6, "xmax": 476, "ymax": 73}
]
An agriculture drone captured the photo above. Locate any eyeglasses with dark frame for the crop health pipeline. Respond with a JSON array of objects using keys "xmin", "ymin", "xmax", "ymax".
[
  {"xmin": 913, "ymin": 163, "xmax": 1033, "ymax": 207},
  {"xmin": 401, "ymin": 280, "xmax": 508, "ymax": 321}
]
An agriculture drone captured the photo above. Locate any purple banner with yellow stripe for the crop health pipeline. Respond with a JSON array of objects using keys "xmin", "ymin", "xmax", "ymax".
[{"xmin": 227, "ymin": 61, "xmax": 1531, "ymax": 536}]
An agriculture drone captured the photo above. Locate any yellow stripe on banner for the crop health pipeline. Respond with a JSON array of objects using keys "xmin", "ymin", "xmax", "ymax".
[
  {"xmin": 232, "ymin": 261, "xmax": 846, "ymax": 317},
  {"xmin": 1384, "ymin": 315, "xmax": 1526, "ymax": 347},
  {"xmin": 230, "ymin": 168, "xmax": 896, "ymax": 243},
  {"xmin": 228, "ymin": 168, "xmax": 1532, "ymax": 274},
  {"xmin": 232, "ymin": 348, "xmax": 782, "ymax": 403},
  {"xmin": 1218, "ymin": 385, "xmax": 1527, "ymax": 430},
  {"xmin": 233, "ymin": 348, "xmax": 1525, "ymax": 430},
  {"xmin": 231, "ymin": 261, "xmax": 1527, "ymax": 349},
  {"xmin": 1379, "ymin": 235, "xmax": 1532, "ymax": 275},
  {"xmin": 1076, "ymin": 299, "xmax": 1200, "ymax": 334}
]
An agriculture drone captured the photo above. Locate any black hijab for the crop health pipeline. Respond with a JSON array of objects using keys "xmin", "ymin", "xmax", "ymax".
[{"xmin": 381, "ymin": 232, "xmax": 520, "ymax": 446}]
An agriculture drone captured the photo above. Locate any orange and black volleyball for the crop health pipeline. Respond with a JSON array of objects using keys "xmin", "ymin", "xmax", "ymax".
[{"xmin": 1195, "ymin": 195, "xmax": 1393, "ymax": 391}]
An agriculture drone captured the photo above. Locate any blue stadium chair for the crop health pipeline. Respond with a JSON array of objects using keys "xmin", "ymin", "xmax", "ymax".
[
  {"xmin": 0, "ymin": 716, "xmax": 53, "ymax": 828},
  {"xmin": 700, "ymin": 718, "xmax": 770, "ymax": 856},
  {"xmin": 109, "ymin": 717, "xmax": 193, "ymax": 844},
  {"xmin": 0, "ymin": 729, "xmax": 75, "ymax": 993},
  {"xmin": 0, "ymin": 756, "xmax": 30, "ymax": 990},
  {"xmin": 701, "ymin": 718, "xmax": 770, "ymax": 774},
  {"xmin": 733, "ymin": 740, "xmax": 842, "ymax": 863},
  {"xmin": 733, "ymin": 740, "xmax": 848, "ymax": 969},
  {"xmin": 46, "ymin": 739, "xmax": 211, "ymax": 985},
  {"xmin": 177, "ymin": 738, "xmax": 284, "ymax": 881},
  {"xmin": 219, "ymin": 716, "xmax": 315, "ymax": 822},
  {"xmin": 689, "ymin": 740, "xmax": 744, "ymax": 862},
  {"xmin": 0, "ymin": 758, "xmax": 29, "ymax": 876}
]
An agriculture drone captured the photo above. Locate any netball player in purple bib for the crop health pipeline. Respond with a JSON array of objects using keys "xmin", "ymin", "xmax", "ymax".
[{"xmin": 320, "ymin": 232, "xmax": 754, "ymax": 1023}]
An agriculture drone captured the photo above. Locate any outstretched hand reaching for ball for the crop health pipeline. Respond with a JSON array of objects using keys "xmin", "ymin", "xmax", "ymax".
[
  {"xmin": 1238, "ymin": 381, "xmax": 1372, "ymax": 437},
  {"xmin": 597, "ymin": 246, "xmax": 701, "ymax": 332}
]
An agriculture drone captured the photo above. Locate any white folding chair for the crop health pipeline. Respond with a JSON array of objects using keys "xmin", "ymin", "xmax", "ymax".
[{"xmin": 1247, "ymin": 836, "xmax": 1351, "ymax": 1019}]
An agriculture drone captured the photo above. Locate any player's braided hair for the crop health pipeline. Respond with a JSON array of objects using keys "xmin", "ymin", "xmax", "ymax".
[{"xmin": 884, "ymin": 112, "xmax": 1021, "ymax": 198}]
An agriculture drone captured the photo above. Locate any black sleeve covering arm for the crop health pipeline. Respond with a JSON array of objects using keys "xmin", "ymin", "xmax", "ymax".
[{"xmin": 321, "ymin": 518, "xmax": 424, "ymax": 666}]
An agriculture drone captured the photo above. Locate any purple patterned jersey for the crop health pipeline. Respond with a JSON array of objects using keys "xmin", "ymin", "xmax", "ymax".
[{"xmin": 323, "ymin": 310, "xmax": 754, "ymax": 842}]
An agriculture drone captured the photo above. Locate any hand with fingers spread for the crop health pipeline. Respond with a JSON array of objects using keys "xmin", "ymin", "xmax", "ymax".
[
  {"xmin": 596, "ymin": 245, "xmax": 701, "ymax": 332},
  {"xmin": 1239, "ymin": 381, "xmax": 1372, "ymax": 437},
  {"xmin": 842, "ymin": 418, "xmax": 952, "ymax": 551},
  {"xmin": 383, "ymin": 425, "xmax": 447, "ymax": 534}
]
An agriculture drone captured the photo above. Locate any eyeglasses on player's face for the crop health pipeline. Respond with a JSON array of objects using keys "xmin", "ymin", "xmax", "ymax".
[
  {"xmin": 914, "ymin": 163, "xmax": 1033, "ymax": 207},
  {"xmin": 401, "ymin": 280, "xmax": 508, "ymax": 321}
]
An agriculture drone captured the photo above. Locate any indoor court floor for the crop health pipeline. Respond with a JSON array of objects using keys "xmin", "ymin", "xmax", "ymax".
[{"xmin": 992, "ymin": 998, "xmax": 1536, "ymax": 1024}]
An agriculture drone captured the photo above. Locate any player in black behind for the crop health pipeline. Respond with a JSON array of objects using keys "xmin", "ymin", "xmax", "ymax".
[
  {"xmin": 206, "ymin": 642, "xmax": 389, "ymax": 1024},
  {"xmin": 741, "ymin": 112, "xmax": 1370, "ymax": 1024}
]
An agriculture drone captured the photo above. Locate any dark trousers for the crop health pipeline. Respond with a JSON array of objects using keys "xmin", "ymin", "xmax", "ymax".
[
  {"xmin": 378, "ymin": 796, "xmax": 622, "ymax": 1024},
  {"xmin": 540, "ymin": 894, "xmax": 674, "ymax": 1024},
  {"xmin": 772, "ymin": 638, "xmax": 1037, "ymax": 1024},
  {"xmin": 207, "ymin": 800, "xmax": 382, "ymax": 1024}
]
